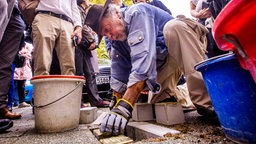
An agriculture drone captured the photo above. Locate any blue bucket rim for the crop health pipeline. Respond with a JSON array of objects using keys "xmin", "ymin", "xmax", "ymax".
[{"xmin": 195, "ymin": 53, "xmax": 236, "ymax": 71}]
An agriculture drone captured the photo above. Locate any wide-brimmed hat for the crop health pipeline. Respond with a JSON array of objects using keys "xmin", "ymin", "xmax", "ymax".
[{"xmin": 84, "ymin": 0, "xmax": 112, "ymax": 42}]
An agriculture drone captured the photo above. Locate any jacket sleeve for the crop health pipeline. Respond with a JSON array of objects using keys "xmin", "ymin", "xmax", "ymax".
[{"xmin": 82, "ymin": 25, "xmax": 95, "ymax": 43}]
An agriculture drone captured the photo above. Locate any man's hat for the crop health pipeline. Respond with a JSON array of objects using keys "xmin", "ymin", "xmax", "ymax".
[{"xmin": 84, "ymin": 0, "xmax": 112, "ymax": 42}]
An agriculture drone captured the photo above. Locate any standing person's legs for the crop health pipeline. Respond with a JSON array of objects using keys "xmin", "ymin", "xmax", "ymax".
[
  {"xmin": 16, "ymin": 80, "xmax": 25, "ymax": 104},
  {"xmin": 33, "ymin": 15, "xmax": 75, "ymax": 76},
  {"xmin": 75, "ymin": 48, "xmax": 87, "ymax": 106},
  {"xmin": 0, "ymin": 12, "xmax": 25, "ymax": 109},
  {"xmin": 49, "ymin": 49, "xmax": 61, "ymax": 75},
  {"xmin": 75, "ymin": 48, "xmax": 84, "ymax": 76},
  {"xmin": 32, "ymin": 14, "xmax": 57, "ymax": 76},
  {"xmin": 7, "ymin": 64, "xmax": 16, "ymax": 111},
  {"xmin": 55, "ymin": 20, "xmax": 75, "ymax": 75},
  {"xmin": 16, "ymin": 80, "xmax": 30, "ymax": 108},
  {"xmin": 0, "ymin": 10, "xmax": 24, "ymax": 119},
  {"xmin": 0, "ymin": 0, "xmax": 8, "ymax": 41},
  {"xmin": 32, "ymin": 14, "xmax": 74, "ymax": 76},
  {"xmin": 163, "ymin": 19, "xmax": 214, "ymax": 116},
  {"xmin": 82, "ymin": 50, "xmax": 109, "ymax": 107}
]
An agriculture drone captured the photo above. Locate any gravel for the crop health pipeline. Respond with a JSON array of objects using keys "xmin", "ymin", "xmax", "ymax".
[{"xmin": 134, "ymin": 110, "xmax": 236, "ymax": 144}]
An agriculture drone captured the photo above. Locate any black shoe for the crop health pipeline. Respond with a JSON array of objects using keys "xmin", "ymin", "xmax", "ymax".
[
  {"xmin": 0, "ymin": 119, "xmax": 13, "ymax": 133},
  {"xmin": 197, "ymin": 106, "xmax": 217, "ymax": 118}
]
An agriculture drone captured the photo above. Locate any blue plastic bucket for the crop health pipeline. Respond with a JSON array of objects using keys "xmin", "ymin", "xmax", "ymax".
[{"xmin": 195, "ymin": 53, "xmax": 256, "ymax": 143}]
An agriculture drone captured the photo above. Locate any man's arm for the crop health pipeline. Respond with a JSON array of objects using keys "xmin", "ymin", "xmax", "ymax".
[{"xmin": 122, "ymin": 81, "xmax": 145, "ymax": 105}]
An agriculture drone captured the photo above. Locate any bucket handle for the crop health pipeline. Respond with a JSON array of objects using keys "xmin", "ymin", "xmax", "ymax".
[
  {"xmin": 33, "ymin": 81, "xmax": 83, "ymax": 109},
  {"xmin": 222, "ymin": 34, "xmax": 248, "ymax": 59}
]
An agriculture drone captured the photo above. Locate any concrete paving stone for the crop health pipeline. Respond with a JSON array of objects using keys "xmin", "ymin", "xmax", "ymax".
[
  {"xmin": 80, "ymin": 107, "xmax": 98, "ymax": 124},
  {"xmin": 132, "ymin": 103, "xmax": 154, "ymax": 122},
  {"xmin": 127, "ymin": 121, "xmax": 180, "ymax": 141},
  {"xmin": 154, "ymin": 102, "xmax": 185, "ymax": 125},
  {"xmin": 0, "ymin": 105, "xmax": 232, "ymax": 143}
]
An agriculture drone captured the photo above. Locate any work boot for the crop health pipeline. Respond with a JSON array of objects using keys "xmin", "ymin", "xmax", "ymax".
[
  {"xmin": 0, "ymin": 107, "xmax": 21, "ymax": 119},
  {"xmin": 196, "ymin": 105, "xmax": 217, "ymax": 118},
  {"xmin": 0, "ymin": 119, "xmax": 13, "ymax": 133}
]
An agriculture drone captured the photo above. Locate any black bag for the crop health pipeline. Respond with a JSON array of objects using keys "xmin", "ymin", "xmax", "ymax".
[
  {"xmin": 78, "ymin": 37, "xmax": 91, "ymax": 50},
  {"xmin": 78, "ymin": 37, "xmax": 92, "ymax": 57},
  {"xmin": 14, "ymin": 54, "xmax": 26, "ymax": 68}
]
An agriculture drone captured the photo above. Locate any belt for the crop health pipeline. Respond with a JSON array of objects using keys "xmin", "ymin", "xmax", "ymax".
[{"xmin": 37, "ymin": 11, "xmax": 73, "ymax": 24}]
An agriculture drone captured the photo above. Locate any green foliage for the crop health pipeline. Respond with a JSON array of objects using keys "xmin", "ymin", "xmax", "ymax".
[
  {"xmin": 96, "ymin": 40, "xmax": 110, "ymax": 60},
  {"xmin": 123, "ymin": 0, "xmax": 133, "ymax": 6}
]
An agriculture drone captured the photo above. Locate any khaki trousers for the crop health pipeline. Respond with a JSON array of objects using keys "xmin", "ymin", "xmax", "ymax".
[
  {"xmin": 32, "ymin": 14, "xmax": 75, "ymax": 76},
  {"xmin": 150, "ymin": 19, "xmax": 212, "ymax": 109}
]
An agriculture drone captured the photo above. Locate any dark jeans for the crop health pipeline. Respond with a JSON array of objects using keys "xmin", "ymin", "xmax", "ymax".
[
  {"xmin": 7, "ymin": 64, "xmax": 17, "ymax": 107},
  {"xmin": 14, "ymin": 80, "xmax": 26, "ymax": 104},
  {"xmin": 0, "ymin": 12, "xmax": 25, "ymax": 109}
]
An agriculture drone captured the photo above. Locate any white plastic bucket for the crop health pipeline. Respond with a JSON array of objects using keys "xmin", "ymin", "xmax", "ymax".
[{"xmin": 31, "ymin": 75, "xmax": 85, "ymax": 133}]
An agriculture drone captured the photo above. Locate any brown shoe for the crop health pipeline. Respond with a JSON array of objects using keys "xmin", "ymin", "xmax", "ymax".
[{"xmin": 0, "ymin": 107, "xmax": 21, "ymax": 119}]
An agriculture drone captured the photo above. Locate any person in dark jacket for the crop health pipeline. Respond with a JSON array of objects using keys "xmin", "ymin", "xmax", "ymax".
[
  {"xmin": 76, "ymin": 0, "xmax": 109, "ymax": 107},
  {"xmin": 209, "ymin": 0, "xmax": 230, "ymax": 19},
  {"xmin": 190, "ymin": 0, "xmax": 229, "ymax": 58}
]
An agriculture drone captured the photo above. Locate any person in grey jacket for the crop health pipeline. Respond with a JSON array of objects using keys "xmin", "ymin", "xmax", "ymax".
[{"xmin": 0, "ymin": 0, "xmax": 25, "ymax": 132}]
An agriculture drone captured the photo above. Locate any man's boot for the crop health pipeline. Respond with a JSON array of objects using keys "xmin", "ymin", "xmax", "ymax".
[{"xmin": 0, "ymin": 107, "xmax": 21, "ymax": 119}]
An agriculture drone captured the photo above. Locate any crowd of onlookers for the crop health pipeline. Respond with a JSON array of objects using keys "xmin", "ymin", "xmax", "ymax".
[{"xmin": 0, "ymin": 0, "xmax": 230, "ymax": 135}]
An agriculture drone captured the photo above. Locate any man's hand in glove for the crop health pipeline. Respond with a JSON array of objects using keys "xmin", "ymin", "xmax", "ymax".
[
  {"xmin": 100, "ymin": 99, "xmax": 133, "ymax": 135},
  {"xmin": 101, "ymin": 81, "xmax": 145, "ymax": 136}
]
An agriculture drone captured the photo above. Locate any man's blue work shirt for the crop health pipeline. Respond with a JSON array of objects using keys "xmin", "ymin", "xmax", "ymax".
[{"xmin": 111, "ymin": 3, "xmax": 174, "ymax": 93}]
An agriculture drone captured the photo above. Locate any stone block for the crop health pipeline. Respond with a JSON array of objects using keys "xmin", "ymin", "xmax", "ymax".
[
  {"xmin": 132, "ymin": 103, "xmax": 154, "ymax": 121},
  {"xmin": 154, "ymin": 102, "xmax": 185, "ymax": 125},
  {"xmin": 126, "ymin": 121, "xmax": 180, "ymax": 141},
  {"xmin": 79, "ymin": 107, "xmax": 98, "ymax": 124}
]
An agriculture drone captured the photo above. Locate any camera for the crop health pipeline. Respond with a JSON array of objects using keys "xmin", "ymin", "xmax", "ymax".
[{"xmin": 73, "ymin": 36, "xmax": 78, "ymax": 47}]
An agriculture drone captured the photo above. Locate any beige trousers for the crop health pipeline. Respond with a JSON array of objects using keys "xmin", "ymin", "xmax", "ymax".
[
  {"xmin": 32, "ymin": 14, "xmax": 75, "ymax": 76},
  {"xmin": 149, "ymin": 19, "xmax": 212, "ymax": 109}
]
